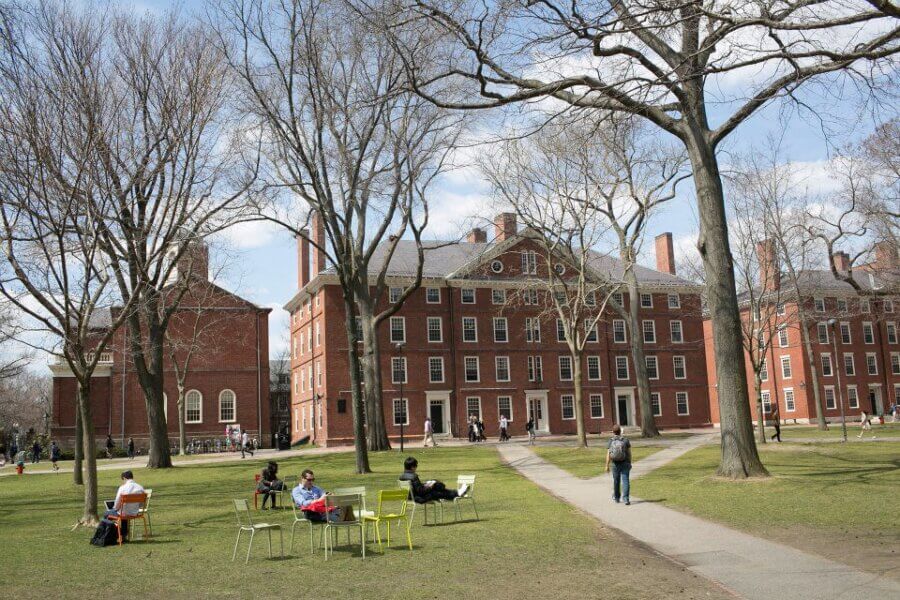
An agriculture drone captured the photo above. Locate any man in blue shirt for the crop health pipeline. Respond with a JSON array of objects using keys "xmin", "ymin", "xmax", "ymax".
[{"xmin": 292, "ymin": 468, "xmax": 330, "ymax": 521}]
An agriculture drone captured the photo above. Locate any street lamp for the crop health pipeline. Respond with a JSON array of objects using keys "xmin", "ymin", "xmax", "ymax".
[
  {"xmin": 828, "ymin": 319, "xmax": 848, "ymax": 442},
  {"xmin": 395, "ymin": 341, "xmax": 405, "ymax": 452}
]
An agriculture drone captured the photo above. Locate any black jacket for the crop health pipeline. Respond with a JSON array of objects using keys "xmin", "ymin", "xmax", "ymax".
[{"xmin": 398, "ymin": 470, "xmax": 427, "ymax": 500}]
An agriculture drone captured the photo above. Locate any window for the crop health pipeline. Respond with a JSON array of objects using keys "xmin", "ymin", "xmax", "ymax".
[
  {"xmin": 461, "ymin": 288, "xmax": 476, "ymax": 304},
  {"xmin": 837, "ymin": 299, "xmax": 847, "ymax": 312},
  {"xmin": 219, "ymin": 389, "xmax": 236, "ymax": 422},
  {"xmin": 824, "ymin": 386, "xmax": 836, "ymax": 410},
  {"xmin": 292, "ymin": 336, "xmax": 298, "ymax": 359},
  {"xmin": 890, "ymin": 352, "xmax": 900, "ymax": 375},
  {"xmin": 427, "ymin": 317, "xmax": 443, "ymax": 343},
  {"xmin": 337, "ymin": 399, "xmax": 347, "ymax": 414},
  {"xmin": 393, "ymin": 398, "xmax": 409, "ymax": 426},
  {"xmin": 491, "ymin": 260, "xmax": 504, "ymax": 273},
  {"xmin": 498, "ymin": 396, "xmax": 513, "ymax": 420},
  {"xmin": 676, "ymin": 392, "xmax": 689, "ymax": 415},
  {"xmin": 521, "ymin": 250, "xmax": 537, "ymax": 274},
  {"xmin": 389, "ymin": 287, "xmax": 402, "ymax": 303},
  {"xmin": 866, "ymin": 353, "xmax": 878, "ymax": 375},
  {"xmin": 553, "ymin": 263, "xmax": 566, "ymax": 275},
  {"xmin": 585, "ymin": 322, "xmax": 598, "ymax": 343},
  {"xmin": 492, "ymin": 288, "xmax": 506, "ymax": 305},
  {"xmin": 673, "ymin": 355, "xmax": 687, "ymax": 379},
  {"xmin": 650, "ymin": 392, "xmax": 662, "ymax": 416},
  {"xmin": 426, "ymin": 287, "xmax": 441, "ymax": 303},
  {"xmin": 814, "ymin": 297, "xmax": 825, "ymax": 312},
  {"xmin": 523, "ymin": 289, "xmax": 538, "ymax": 305},
  {"xmin": 670, "ymin": 320, "xmax": 683, "ymax": 343},
  {"xmin": 861, "ymin": 299, "xmax": 870, "ymax": 313},
  {"xmin": 760, "ymin": 359, "xmax": 768, "ymax": 382},
  {"xmin": 390, "ymin": 317, "xmax": 406, "ymax": 343},
  {"xmin": 294, "ymin": 408, "xmax": 299, "ymax": 431},
  {"xmin": 587, "ymin": 356, "xmax": 601, "ymax": 380},
  {"xmin": 495, "ymin": 356, "xmax": 511, "ymax": 382},
  {"xmin": 668, "ymin": 294, "xmax": 680, "ymax": 309},
  {"xmin": 863, "ymin": 322, "xmax": 874, "ymax": 344},
  {"xmin": 839, "ymin": 322, "xmax": 851, "ymax": 344},
  {"xmin": 185, "ymin": 390, "xmax": 202, "ymax": 424},
  {"xmin": 558, "ymin": 356, "xmax": 573, "ymax": 381},
  {"xmin": 821, "ymin": 353, "xmax": 833, "ymax": 377},
  {"xmin": 645, "ymin": 356, "xmax": 659, "ymax": 380},
  {"xmin": 848, "ymin": 386, "xmax": 859, "ymax": 409},
  {"xmin": 556, "ymin": 319, "xmax": 566, "ymax": 342},
  {"xmin": 462, "ymin": 317, "xmax": 478, "ymax": 342},
  {"xmin": 590, "ymin": 394, "xmax": 604, "ymax": 419},
  {"xmin": 315, "ymin": 322, "xmax": 321, "ymax": 346},
  {"xmin": 616, "ymin": 356, "xmax": 629, "ymax": 380},
  {"xmin": 642, "ymin": 320, "xmax": 656, "ymax": 343},
  {"xmin": 464, "ymin": 356, "xmax": 480, "ymax": 382},
  {"xmin": 391, "ymin": 357, "xmax": 407, "ymax": 384},
  {"xmin": 428, "ymin": 357, "xmax": 445, "ymax": 383},
  {"xmin": 525, "ymin": 318, "xmax": 541, "ymax": 343},
  {"xmin": 817, "ymin": 322, "xmax": 829, "ymax": 344},
  {"xmin": 776, "ymin": 303, "xmax": 786, "ymax": 316},
  {"xmin": 354, "ymin": 317, "xmax": 363, "ymax": 341},
  {"xmin": 885, "ymin": 299, "xmax": 895, "ymax": 313},
  {"xmin": 612, "ymin": 291, "xmax": 624, "ymax": 306},
  {"xmin": 761, "ymin": 391, "xmax": 771, "ymax": 414},
  {"xmin": 640, "ymin": 293, "xmax": 653, "ymax": 308},
  {"xmin": 887, "ymin": 322, "xmax": 897, "ymax": 344},
  {"xmin": 527, "ymin": 356, "xmax": 543, "ymax": 382},
  {"xmin": 844, "ymin": 353, "xmax": 855, "ymax": 376},
  {"xmin": 466, "ymin": 397, "xmax": 482, "ymax": 420},
  {"xmin": 784, "ymin": 388, "xmax": 796, "ymax": 412},
  {"xmin": 316, "ymin": 361, "xmax": 322, "ymax": 385},
  {"xmin": 494, "ymin": 317, "xmax": 509, "ymax": 342},
  {"xmin": 315, "ymin": 292, "xmax": 321, "ymax": 307},
  {"xmin": 612, "ymin": 320, "xmax": 627, "ymax": 343},
  {"xmin": 294, "ymin": 372, "xmax": 299, "ymax": 394},
  {"xmin": 561, "ymin": 395, "xmax": 575, "ymax": 420},
  {"xmin": 299, "ymin": 332, "xmax": 305, "ymax": 355},
  {"xmin": 307, "ymin": 326, "xmax": 312, "ymax": 351},
  {"xmin": 780, "ymin": 356, "xmax": 792, "ymax": 379},
  {"xmin": 778, "ymin": 326, "xmax": 789, "ymax": 348},
  {"xmin": 302, "ymin": 407, "xmax": 307, "ymax": 431},
  {"xmin": 585, "ymin": 291, "xmax": 596, "ymax": 306}
]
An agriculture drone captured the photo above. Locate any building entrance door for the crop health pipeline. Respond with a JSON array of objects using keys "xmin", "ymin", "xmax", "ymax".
[
  {"xmin": 616, "ymin": 393, "xmax": 631, "ymax": 426},
  {"xmin": 429, "ymin": 401, "xmax": 445, "ymax": 434},
  {"xmin": 868, "ymin": 386, "xmax": 883, "ymax": 416},
  {"xmin": 527, "ymin": 392, "xmax": 549, "ymax": 432}
]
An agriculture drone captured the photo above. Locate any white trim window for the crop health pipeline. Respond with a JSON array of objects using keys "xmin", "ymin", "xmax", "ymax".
[
  {"xmin": 847, "ymin": 385, "xmax": 859, "ymax": 409},
  {"xmin": 316, "ymin": 361, "xmax": 322, "ymax": 385},
  {"xmin": 390, "ymin": 317, "xmax": 406, "ymax": 343},
  {"xmin": 427, "ymin": 317, "xmax": 443, "ymax": 343},
  {"xmin": 585, "ymin": 291, "xmax": 597, "ymax": 306},
  {"xmin": 354, "ymin": 317, "xmax": 363, "ymax": 341},
  {"xmin": 778, "ymin": 326, "xmax": 789, "ymax": 348},
  {"xmin": 307, "ymin": 326, "xmax": 312, "ymax": 352},
  {"xmin": 776, "ymin": 303, "xmax": 786, "ymax": 316},
  {"xmin": 462, "ymin": 317, "xmax": 478, "ymax": 342},
  {"xmin": 667, "ymin": 294, "xmax": 680, "ymax": 309},
  {"xmin": 887, "ymin": 322, "xmax": 898, "ymax": 345},
  {"xmin": 428, "ymin": 357, "xmax": 445, "ymax": 383},
  {"xmin": 891, "ymin": 352, "xmax": 900, "ymax": 376},
  {"xmin": 885, "ymin": 299, "xmax": 895, "ymax": 313},
  {"xmin": 760, "ymin": 359, "xmax": 768, "ymax": 382},
  {"xmin": 556, "ymin": 319, "xmax": 566, "ymax": 342},
  {"xmin": 612, "ymin": 319, "xmax": 627, "ymax": 343},
  {"xmin": 642, "ymin": 320, "xmax": 656, "ymax": 343},
  {"xmin": 299, "ymin": 332, "xmax": 304, "ymax": 356},
  {"xmin": 670, "ymin": 320, "xmax": 683, "ymax": 343},
  {"xmin": 558, "ymin": 355, "xmax": 573, "ymax": 381},
  {"xmin": 820, "ymin": 353, "xmax": 833, "ymax": 377},
  {"xmin": 393, "ymin": 398, "xmax": 409, "ymax": 426},
  {"xmin": 523, "ymin": 289, "xmax": 539, "ymax": 305},
  {"xmin": 612, "ymin": 291, "xmax": 624, "ymax": 306},
  {"xmin": 645, "ymin": 356, "xmax": 659, "ymax": 380},
  {"xmin": 391, "ymin": 357, "xmax": 408, "ymax": 384},
  {"xmin": 521, "ymin": 250, "xmax": 538, "ymax": 275},
  {"xmin": 640, "ymin": 293, "xmax": 653, "ymax": 308},
  {"xmin": 525, "ymin": 318, "xmax": 541, "ymax": 343},
  {"xmin": 862, "ymin": 322, "xmax": 874, "ymax": 345},
  {"xmin": 837, "ymin": 298, "xmax": 848, "ymax": 312},
  {"xmin": 389, "ymin": 287, "xmax": 402, "ymax": 303},
  {"xmin": 866, "ymin": 352, "xmax": 878, "ymax": 376},
  {"xmin": 817, "ymin": 322, "xmax": 829, "ymax": 344},
  {"xmin": 590, "ymin": 394, "xmax": 604, "ymax": 419},
  {"xmin": 814, "ymin": 297, "xmax": 825, "ymax": 312},
  {"xmin": 492, "ymin": 288, "xmax": 506, "ymax": 305},
  {"xmin": 461, "ymin": 288, "xmax": 476, "ymax": 304},
  {"xmin": 466, "ymin": 397, "xmax": 482, "ymax": 420},
  {"xmin": 784, "ymin": 388, "xmax": 796, "ymax": 412},
  {"xmin": 615, "ymin": 356, "xmax": 629, "ymax": 380},
  {"xmin": 676, "ymin": 392, "xmax": 689, "ymax": 416},
  {"xmin": 527, "ymin": 355, "xmax": 543, "ymax": 382},
  {"xmin": 561, "ymin": 394, "xmax": 575, "ymax": 420},
  {"xmin": 844, "ymin": 353, "xmax": 855, "ymax": 376},
  {"xmin": 315, "ymin": 322, "xmax": 321, "ymax": 346},
  {"xmin": 185, "ymin": 389, "xmax": 203, "ymax": 424},
  {"xmin": 491, "ymin": 260, "xmax": 504, "ymax": 273},
  {"xmin": 464, "ymin": 356, "xmax": 480, "ymax": 382},
  {"xmin": 673, "ymin": 355, "xmax": 687, "ymax": 380},
  {"xmin": 839, "ymin": 322, "xmax": 852, "ymax": 344},
  {"xmin": 218, "ymin": 389, "xmax": 236, "ymax": 423},
  {"xmin": 498, "ymin": 396, "xmax": 513, "ymax": 421},
  {"xmin": 585, "ymin": 322, "xmax": 598, "ymax": 342},
  {"xmin": 780, "ymin": 356, "xmax": 792, "ymax": 379},
  {"xmin": 494, "ymin": 317, "xmax": 509, "ymax": 343},
  {"xmin": 761, "ymin": 390, "xmax": 771, "ymax": 414},
  {"xmin": 587, "ymin": 356, "xmax": 601, "ymax": 380},
  {"xmin": 495, "ymin": 356, "xmax": 511, "ymax": 382},
  {"xmin": 651, "ymin": 392, "xmax": 662, "ymax": 417},
  {"xmin": 426, "ymin": 287, "xmax": 441, "ymax": 304},
  {"xmin": 824, "ymin": 386, "xmax": 836, "ymax": 410}
]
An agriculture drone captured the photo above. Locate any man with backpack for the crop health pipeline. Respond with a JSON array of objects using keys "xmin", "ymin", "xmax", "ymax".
[{"xmin": 604, "ymin": 425, "xmax": 632, "ymax": 505}]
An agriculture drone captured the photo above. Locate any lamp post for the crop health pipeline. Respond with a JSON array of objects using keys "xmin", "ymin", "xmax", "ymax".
[
  {"xmin": 395, "ymin": 342, "xmax": 405, "ymax": 452},
  {"xmin": 828, "ymin": 319, "xmax": 848, "ymax": 442}
]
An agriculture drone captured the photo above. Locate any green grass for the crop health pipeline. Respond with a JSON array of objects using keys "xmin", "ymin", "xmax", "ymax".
[
  {"xmin": 0, "ymin": 446, "xmax": 729, "ymax": 600},
  {"xmin": 777, "ymin": 421, "xmax": 900, "ymax": 440},
  {"xmin": 533, "ymin": 446, "xmax": 662, "ymax": 479}
]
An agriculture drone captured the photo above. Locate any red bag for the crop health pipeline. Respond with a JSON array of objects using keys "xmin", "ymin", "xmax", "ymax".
[{"xmin": 302, "ymin": 497, "xmax": 336, "ymax": 514}]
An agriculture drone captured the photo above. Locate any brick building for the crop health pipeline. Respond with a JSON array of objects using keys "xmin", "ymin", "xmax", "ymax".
[
  {"xmin": 50, "ymin": 244, "xmax": 272, "ymax": 450},
  {"xmin": 704, "ymin": 241, "xmax": 900, "ymax": 425},
  {"xmin": 285, "ymin": 213, "xmax": 712, "ymax": 446},
  {"xmin": 270, "ymin": 359, "xmax": 292, "ymax": 446}
]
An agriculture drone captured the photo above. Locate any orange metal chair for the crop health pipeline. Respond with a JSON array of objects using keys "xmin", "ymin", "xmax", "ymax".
[
  {"xmin": 253, "ymin": 474, "xmax": 262, "ymax": 509},
  {"xmin": 107, "ymin": 493, "xmax": 150, "ymax": 545}
]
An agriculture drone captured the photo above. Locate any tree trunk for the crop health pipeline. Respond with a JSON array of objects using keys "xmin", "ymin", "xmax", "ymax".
[
  {"xmin": 73, "ymin": 392, "xmax": 83, "ymax": 486},
  {"xmin": 359, "ymin": 305, "xmax": 391, "ymax": 451},
  {"xmin": 129, "ymin": 319, "xmax": 172, "ymax": 468},
  {"xmin": 686, "ymin": 130, "xmax": 768, "ymax": 478},
  {"xmin": 572, "ymin": 355, "xmax": 587, "ymax": 447},
  {"xmin": 77, "ymin": 383, "xmax": 99, "ymax": 526},
  {"xmin": 754, "ymin": 373, "xmax": 766, "ymax": 445},
  {"xmin": 626, "ymin": 272, "xmax": 660, "ymax": 437},
  {"xmin": 177, "ymin": 384, "xmax": 186, "ymax": 456},
  {"xmin": 343, "ymin": 297, "xmax": 371, "ymax": 474},
  {"xmin": 798, "ymin": 316, "xmax": 828, "ymax": 430}
]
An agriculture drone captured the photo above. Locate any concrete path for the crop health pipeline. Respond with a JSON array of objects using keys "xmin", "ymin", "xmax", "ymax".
[{"xmin": 497, "ymin": 440, "xmax": 900, "ymax": 600}]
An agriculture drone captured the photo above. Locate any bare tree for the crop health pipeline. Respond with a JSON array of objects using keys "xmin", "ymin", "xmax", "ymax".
[
  {"xmin": 212, "ymin": 0, "xmax": 461, "ymax": 471},
  {"xmin": 0, "ymin": 301, "xmax": 27, "ymax": 381},
  {"xmin": 392, "ymin": 0, "xmax": 900, "ymax": 477},
  {"xmin": 0, "ymin": 371, "xmax": 52, "ymax": 442}
]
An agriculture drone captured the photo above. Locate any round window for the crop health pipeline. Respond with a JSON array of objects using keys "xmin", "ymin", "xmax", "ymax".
[
  {"xmin": 491, "ymin": 260, "xmax": 504, "ymax": 273},
  {"xmin": 554, "ymin": 263, "xmax": 565, "ymax": 275}
]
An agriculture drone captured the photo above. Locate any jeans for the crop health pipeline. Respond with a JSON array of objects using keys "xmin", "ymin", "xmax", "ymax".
[{"xmin": 611, "ymin": 461, "xmax": 631, "ymax": 501}]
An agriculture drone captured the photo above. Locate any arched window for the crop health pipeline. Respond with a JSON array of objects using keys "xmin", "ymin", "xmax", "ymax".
[
  {"xmin": 185, "ymin": 390, "xmax": 203, "ymax": 424},
  {"xmin": 219, "ymin": 389, "xmax": 236, "ymax": 423}
]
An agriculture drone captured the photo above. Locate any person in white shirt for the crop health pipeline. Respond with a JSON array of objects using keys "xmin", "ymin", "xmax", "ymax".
[
  {"xmin": 499, "ymin": 415, "xmax": 509, "ymax": 442},
  {"xmin": 110, "ymin": 470, "xmax": 146, "ymax": 517},
  {"xmin": 241, "ymin": 431, "xmax": 254, "ymax": 458},
  {"xmin": 423, "ymin": 417, "xmax": 437, "ymax": 448}
]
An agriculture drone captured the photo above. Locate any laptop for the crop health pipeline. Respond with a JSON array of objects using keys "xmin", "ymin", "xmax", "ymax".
[{"xmin": 104, "ymin": 500, "xmax": 115, "ymax": 511}]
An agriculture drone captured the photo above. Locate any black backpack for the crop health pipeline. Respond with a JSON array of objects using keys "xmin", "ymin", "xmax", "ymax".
[{"xmin": 90, "ymin": 520, "xmax": 120, "ymax": 547}]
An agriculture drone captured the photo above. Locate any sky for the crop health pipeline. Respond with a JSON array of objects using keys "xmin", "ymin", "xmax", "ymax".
[{"xmin": 10, "ymin": 1, "xmax": 899, "ymax": 364}]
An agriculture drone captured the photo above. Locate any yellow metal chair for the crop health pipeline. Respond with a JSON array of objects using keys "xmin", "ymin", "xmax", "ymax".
[{"xmin": 364, "ymin": 489, "xmax": 413, "ymax": 552}]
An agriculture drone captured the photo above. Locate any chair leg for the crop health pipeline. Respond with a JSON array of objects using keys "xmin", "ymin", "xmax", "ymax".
[
  {"xmin": 143, "ymin": 516, "xmax": 149, "ymax": 540},
  {"xmin": 324, "ymin": 526, "xmax": 330, "ymax": 561},
  {"xmin": 290, "ymin": 521, "xmax": 297, "ymax": 552},
  {"xmin": 245, "ymin": 530, "xmax": 255, "ymax": 564},
  {"xmin": 472, "ymin": 498, "xmax": 479, "ymax": 520},
  {"xmin": 361, "ymin": 524, "xmax": 366, "ymax": 559},
  {"xmin": 116, "ymin": 521, "xmax": 123, "ymax": 546},
  {"xmin": 405, "ymin": 519, "xmax": 412, "ymax": 550},
  {"xmin": 232, "ymin": 529, "xmax": 243, "ymax": 561},
  {"xmin": 387, "ymin": 521, "xmax": 391, "ymax": 547},
  {"xmin": 146, "ymin": 513, "xmax": 152, "ymax": 536},
  {"xmin": 267, "ymin": 529, "xmax": 273, "ymax": 558},
  {"xmin": 279, "ymin": 528, "xmax": 284, "ymax": 559}
]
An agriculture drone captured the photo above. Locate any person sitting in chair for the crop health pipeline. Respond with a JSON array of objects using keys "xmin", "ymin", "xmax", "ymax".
[
  {"xmin": 399, "ymin": 457, "xmax": 468, "ymax": 503},
  {"xmin": 258, "ymin": 461, "xmax": 284, "ymax": 509},
  {"xmin": 291, "ymin": 468, "xmax": 337, "ymax": 522},
  {"xmin": 102, "ymin": 470, "xmax": 145, "ymax": 538}
]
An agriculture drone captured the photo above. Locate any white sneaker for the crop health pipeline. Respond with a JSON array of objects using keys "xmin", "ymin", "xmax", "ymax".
[{"xmin": 457, "ymin": 484, "xmax": 469, "ymax": 497}]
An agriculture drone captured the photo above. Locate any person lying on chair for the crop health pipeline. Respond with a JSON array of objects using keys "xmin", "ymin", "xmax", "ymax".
[{"xmin": 399, "ymin": 457, "xmax": 468, "ymax": 503}]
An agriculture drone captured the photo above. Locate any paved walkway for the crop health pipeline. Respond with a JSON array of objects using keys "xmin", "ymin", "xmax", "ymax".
[{"xmin": 497, "ymin": 438, "xmax": 900, "ymax": 600}]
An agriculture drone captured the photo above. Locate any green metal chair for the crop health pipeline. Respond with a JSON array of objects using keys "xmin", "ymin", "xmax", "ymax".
[
  {"xmin": 364, "ymin": 489, "xmax": 413, "ymax": 552},
  {"xmin": 322, "ymin": 493, "xmax": 367, "ymax": 560},
  {"xmin": 232, "ymin": 499, "xmax": 283, "ymax": 564},
  {"xmin": 289, "ymin": 498, "xmax": 327, "ymax": 554}
]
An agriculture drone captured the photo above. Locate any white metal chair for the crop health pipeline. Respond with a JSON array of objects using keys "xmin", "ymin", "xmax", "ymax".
[
  {"xmin": 398, "ymin": 479, "xmax": 443, "ymax": 524},
  {"xmin": 138, "ymin": 488, "xmax": 153, "ymax": 536},
  {"xmin": 333, "ymin": 486, "xmax": 376, "ymax": 541},
  {"xmin": 443, "ymin": 475, "xmax": 478, "ymax": 521},
  {"xmin": 322, "ymin": 494, "xmax": 367, "ymax": 560},
  {"xmin": 232, "ymin": 499, "xmax": 283, "ymax": 563}
]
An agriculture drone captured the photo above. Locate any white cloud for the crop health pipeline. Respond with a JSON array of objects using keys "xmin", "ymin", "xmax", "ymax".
[{"xmin": 215, "ymin": 220, "xmax": 285, "ymax": 250}]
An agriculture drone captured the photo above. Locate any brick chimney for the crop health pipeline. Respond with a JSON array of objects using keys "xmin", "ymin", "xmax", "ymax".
[
  {"xmin": 494, "ymin": 213, "xmax": 517, "ymax": 242},
  {"xmin": 832, "ymin": 251, "xmax": 850, "ymax": 272},
  {"xmin": 467, "ymin": 227, "xmax": 487, "ymax": 243},
  {"xmin": 756, "ymin": 239, "xmax": 780, "ymax": 291},
  {"xmin": 874, "ymin": 240, "xmax": 898, "ymax": 271},
  {"xmin": 655, "ymin": 232, "xmax": 676, "ymax": 275},
  {"xmin": 310, "ymin": 210, "xmax": 326, "ymax": 276},
  {"xmin": 177, "ymin": 240, "xmax": 209, "ymax": 281},
  {"xmin": 297, "ymin": 229, "xmax": 310, "ymax": 288}
]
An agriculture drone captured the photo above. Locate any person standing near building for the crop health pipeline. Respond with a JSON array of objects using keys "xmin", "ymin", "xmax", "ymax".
[
  {"xmin": 605, "ymin": 425, "xmax": 632, "ymax": 505},
  {"xmin": 858, "ymin": 411, "xmax": 875, "ymax": 439},
  {"xmin": 499, "ymin": 415, "xmax": 509, "ymax": 442},
  {"xmin": 423, "ymin": 417, "xmax": 437, "ymax": 448},
  {"xmin": 127, "ymin": 437, "xmax": 135, "ymax": 460},
  {"xmin": 526, "ymin": 418, "xmax": 535, "ymax": 445},
  {"xmin": 105, "ymin": 434, "xmax": 115, "ymax": 459},
  {"xmin": 769, "ymin": 401, "xmax": 782, "ymax": 443},
  {"xmin": 31, "ymin": 439, "xmax": 41, "ymax": 464},
  {"xmin": 49, "ymin": 441, "xmax": 61, "ymax": 473},
  {"xmin": 241, "ymin": 430, "xmax": 254, "ymax": 458}
]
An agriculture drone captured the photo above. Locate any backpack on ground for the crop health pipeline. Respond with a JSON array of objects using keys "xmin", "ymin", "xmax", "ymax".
[
  {"xmin": 90, "ymin": 520, "xmax": 120, "ymax": 547},
  {"xmin": 609, "ymin": 437, "xmax": 628, "ymax": 462}
]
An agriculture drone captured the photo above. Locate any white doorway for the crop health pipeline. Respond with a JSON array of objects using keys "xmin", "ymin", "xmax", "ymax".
[
  {"xmin": 425, "ymin": 391, "xmax": 451, "ymax": 436},
  {"xmin": 526, "ymin": 391, "xmax": 549, "ymax": 433},
  {"xmin": 614, "ymin": 388, "xmax": 636, "ymax": 427},
  {"xmin": 868, "ymin": 385, "xmax": 883, "ymax": 416}
]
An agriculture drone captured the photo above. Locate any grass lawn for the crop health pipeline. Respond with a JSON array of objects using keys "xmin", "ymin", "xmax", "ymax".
[
  {"xmin": 776, "ymin": 421, "xmax": 900, "ymax": 440},
  {"xmin": 0, "ymin": 447, "xmax": 730, "ymax": 600},
  {"xmin": 636, "ymin": 442, "xmax": 900, "ymax": 580},
  {"xmin": 533, "ymin": 446, "xmax": 663, "ymax": 479}
]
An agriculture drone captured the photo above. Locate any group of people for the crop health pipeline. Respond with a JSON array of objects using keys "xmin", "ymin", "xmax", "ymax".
[
  {"xmin": 104, "ymin": 435, "xmax": 136, "ymax": 459},
  {"xmin": 465, "ymin": 414, "xmax": 514, "ymax": 443}
]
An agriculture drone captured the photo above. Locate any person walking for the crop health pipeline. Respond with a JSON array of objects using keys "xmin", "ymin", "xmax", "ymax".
[
  {"xmin": 50, "ymin": 441, "xmax": 61, "ymax": 473},
  {"xmin": 105, "ymin": 434, "xmax": 115, "ymax": 459},
  {"xmin": 31, "ymin": 440, "xmax": 41, "ymax": 464},
  {"xmin": 467, "ymin": 415, "xmax": 476, "ymax": 443},
  {"xmin": 769, "ymin": 401, "xmax": 782, "ymax": 443},
  {"xmin": 499, "ymin": 415, "xmax": 509, "ymax": 442},
  {"xmin": 127, "ymin": 437, "xmax": 135, "ymax": 460},
  {"xmin": 858, "ymin": 411, "xmax": 875, "ymax": 439},
  {"xmin": 241, "ymin": 431, "xmax": 254, "ymax": 458},
  {"xmin": 605, "ymin": 425, "xmax": 632, "ymax": 505},
  {"xmin": 423, "ymin": 417, "xmax": 437, "ymax": 448},
  {"xmin": 526, "ymin": 418, "xmax": 535, "ymax": 445}
]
